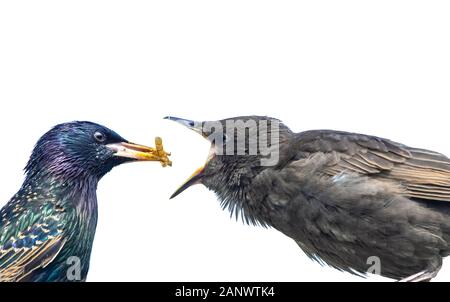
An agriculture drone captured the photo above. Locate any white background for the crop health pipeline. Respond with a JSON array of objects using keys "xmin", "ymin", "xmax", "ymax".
[{"xmin": 0, "ymin": 1, "xmax": 449, "ymax": 281}]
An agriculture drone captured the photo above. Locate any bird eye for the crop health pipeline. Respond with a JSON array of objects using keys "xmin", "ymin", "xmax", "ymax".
[
  {"xmin": 222, "ymin": 134, "xmax": 229, "ymax": 143},
  {"xmin": 94, "ymin": 131, "xmax": 107, "ymax": 143}
]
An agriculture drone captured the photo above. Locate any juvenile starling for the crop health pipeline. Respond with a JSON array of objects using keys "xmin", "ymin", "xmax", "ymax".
[
  {"xmin": 0, "ymin": 122, "xmax": 171, "ymax": 282},
  {"xmin": 166, "ymin": 115, "xmax": 450, "ymax": 282}
]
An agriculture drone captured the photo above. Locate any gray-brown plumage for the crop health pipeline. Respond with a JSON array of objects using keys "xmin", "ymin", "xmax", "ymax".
[{"xmin": 166, "ymin": 115, "xmax": 450, "ymax": 281}]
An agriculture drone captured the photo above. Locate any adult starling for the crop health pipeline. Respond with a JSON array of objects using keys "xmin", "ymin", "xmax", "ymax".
[
  {"xmin": 0, "ymin": 122, "xmax": 171, "ymax": 282},
  {"xmin": 166, "ymin": 115, "xmax": 450, "ymax": 282}
]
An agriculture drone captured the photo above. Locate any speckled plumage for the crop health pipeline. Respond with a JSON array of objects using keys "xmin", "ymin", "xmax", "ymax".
[{"xmin": 0, "ymin": 122, "xmax": 132, "ymax": 281}]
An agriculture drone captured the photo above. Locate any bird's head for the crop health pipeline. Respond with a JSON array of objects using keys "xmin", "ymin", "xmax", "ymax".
[
  {"xmin": 165, "ymin": 116, "xmax": 294, "ymax": 199},
  {"xmin": 25, "ymin": 121, "xmax": 169, "ymax": 181}
]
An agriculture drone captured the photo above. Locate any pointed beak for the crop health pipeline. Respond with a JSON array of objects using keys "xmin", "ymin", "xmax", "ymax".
[
  {"xmin": 169, "ymin": 166, "xmax": 205, "ymax": 199},
  {"xmin": 163, "ymin": 116, "xmax": 205, "ymax": 137},
  {"xmin": 165, "ymin": 116, "xmax": 215, "ymax": 198},
  {"xmin": 106, "ymin": 137, "xmax": 172, "ymax": 167}
]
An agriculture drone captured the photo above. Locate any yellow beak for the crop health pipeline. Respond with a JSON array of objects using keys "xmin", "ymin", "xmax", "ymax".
[{"xmin": 107, "ymin": 137, "xmax": 172, "ymax": 167}]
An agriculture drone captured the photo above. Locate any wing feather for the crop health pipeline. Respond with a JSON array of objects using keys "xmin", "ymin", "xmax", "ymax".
[
  {"xmin": 0, "ymin": 235, "xmax": 65, "ymax": 281},
  {"xmin": 0, "ymin": 210, "xmax": 66, "ymax": 282},
  {"xmin": 295, "ymin": 130, "xmax": 450, "ymax": 202}
]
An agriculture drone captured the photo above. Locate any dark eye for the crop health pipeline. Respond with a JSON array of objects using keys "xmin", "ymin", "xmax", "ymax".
[{"xmin": 94, "ymin": 131, "xmax": 107, "ymax": 143}]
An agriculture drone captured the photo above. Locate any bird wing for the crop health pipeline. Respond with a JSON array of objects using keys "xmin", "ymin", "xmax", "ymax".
[
  {"xmin": 293, "ymin": 130, "xmax": 450, "ymax": 202},
  {"xmin": 0, "ymin": 208, "xmax": 66, "ymax": 282}
]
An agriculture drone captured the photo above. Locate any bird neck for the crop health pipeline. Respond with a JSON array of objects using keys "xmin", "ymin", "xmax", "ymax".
[
  {"xmin": 204, "ymin": 166, "xmax": 269, "ymax": 227},
  {"xmin": 205, "ymin": 137, "xmax": 296, "ymax": 227},
  {"xmin": 22, "ymin": 170, "xmax": 99, "ymax": 215}
]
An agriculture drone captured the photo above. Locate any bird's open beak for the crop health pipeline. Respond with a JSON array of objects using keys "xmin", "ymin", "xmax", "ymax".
[
  {"xmin": 169, "ymin": 166, "xmax": 205, "ymax": 199},
  {"xmin": 164, "ymin": 116, "xmax": 213, "ymax": 198},
  {"xmin": 106, "ymin": 137, "xmax": 172, "ymax": 167}
]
